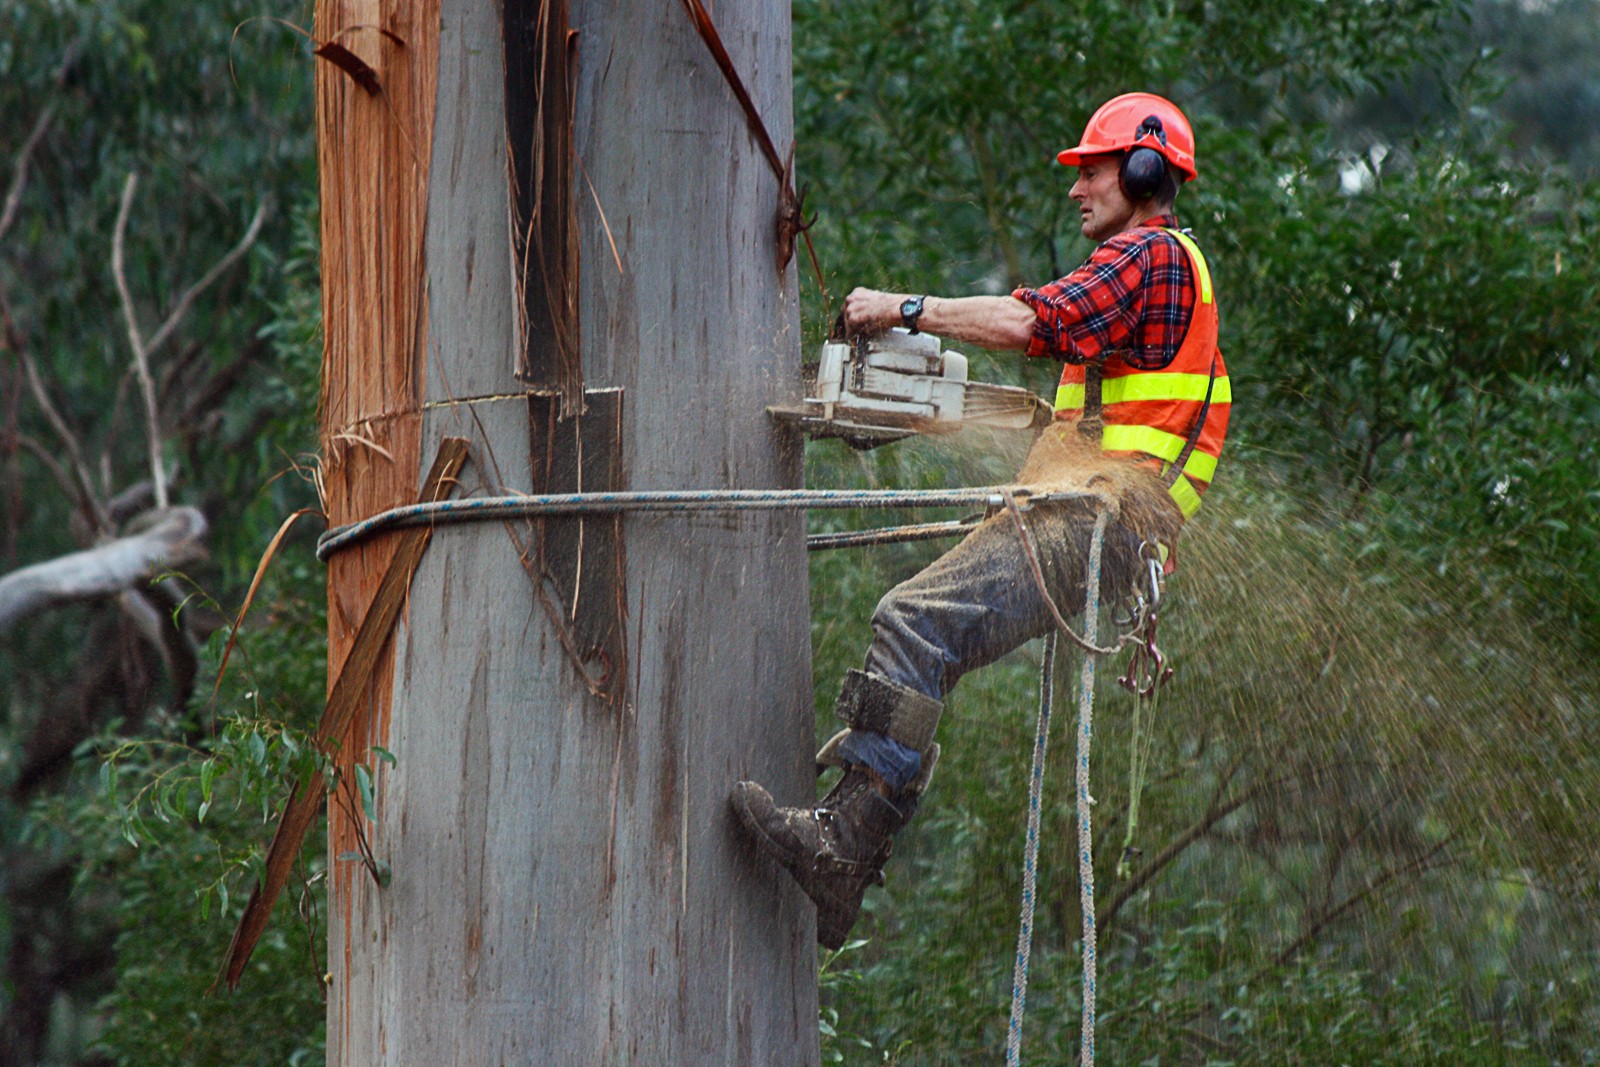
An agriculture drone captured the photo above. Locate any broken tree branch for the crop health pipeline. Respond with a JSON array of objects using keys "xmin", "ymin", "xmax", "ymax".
[
  {"xmin": 0, "ymin": 506, "xmax": 208, "ymax": 636},
  {"xmin": 217, "ymin": 438, "xmax": 470, "ymax": 992},
  {"xmin": 142, "ymin": 199, "xmax": 268, "ymax": 361}
]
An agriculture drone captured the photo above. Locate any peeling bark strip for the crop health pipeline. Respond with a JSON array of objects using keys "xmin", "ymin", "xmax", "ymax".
[
  {"xmin": 316, "ymin": 0, "xmax": 439, "ymax": 680},
  {"xmin": 216, "ymin": 439, "xmax": 469, "ymax": 992},
  {"xmin": 676, "ymin": 0, "xmax": 816, "ymax": 275},
  {"xmin": 526, "ymin": 389, "xmax": 626, "ymax": 702},
  {"xmin": 313, "ymin": 41, "xmax": 383, "ymax": 95},
  {"xmin": 504, "ymin": 0, "xmax": 582, "ymax": 413}
]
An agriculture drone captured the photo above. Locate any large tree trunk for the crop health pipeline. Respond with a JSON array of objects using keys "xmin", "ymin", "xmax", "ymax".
[{"xmin": 315, "ymin": 0, "xmax": 817, "ymax": 1062}]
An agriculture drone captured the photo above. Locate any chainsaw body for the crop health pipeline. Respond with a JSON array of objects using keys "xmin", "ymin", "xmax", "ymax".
[{"xmin": 769, "ymin": 329, "xmax": 1050, "ymax": 448}]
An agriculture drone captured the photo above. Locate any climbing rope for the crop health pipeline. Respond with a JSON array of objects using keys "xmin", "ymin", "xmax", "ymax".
[
  {"xmin": 1072, "ymin": 507, "xmax": 1112, "ymax": 1067},
  {"xmin": 1005, "ymin": 506, "xmax": 1110, "ymax": 1067},
  {"xmin": 315, "ymin": 486, "xmax": 1078, "ymax": 562},
  {"xmin": 805, "ymin": 517, "xmax": 980, "ymax": 551},
  {"xmin": 1005, "ymin": 626, "xmax": 1057, "ymax": 1066}
]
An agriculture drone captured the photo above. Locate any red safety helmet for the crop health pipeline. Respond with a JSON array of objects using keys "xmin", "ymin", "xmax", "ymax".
[{"xmin": 1057, "ymin": 92, "xmax": 1197, "ymax": 182}]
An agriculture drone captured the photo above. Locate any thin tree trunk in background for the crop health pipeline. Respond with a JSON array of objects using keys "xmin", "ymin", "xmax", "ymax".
[{"xmin": 314, "ymin": 0, "xmax": 817, "ymax": 1061}]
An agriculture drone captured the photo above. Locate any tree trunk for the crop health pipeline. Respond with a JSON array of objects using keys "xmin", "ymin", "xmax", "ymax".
[{"xmin": 315, "ymin": 0, "xmax": 817, "ymax": 1062}]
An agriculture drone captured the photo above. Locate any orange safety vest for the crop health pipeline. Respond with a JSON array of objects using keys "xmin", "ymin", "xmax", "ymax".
[{"xmin": 1051, "ymin": 228, "xmax": 1230, "ymax": 519}]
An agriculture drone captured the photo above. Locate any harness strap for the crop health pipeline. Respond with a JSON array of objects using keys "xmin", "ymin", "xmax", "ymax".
[{"xmin": 1077, "ymin": 361, "xmax": 1105, "ymax": 443}]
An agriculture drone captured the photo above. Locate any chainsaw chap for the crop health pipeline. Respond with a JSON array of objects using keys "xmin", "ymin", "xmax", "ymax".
[{"xmin": 733, "ymin": 92, "xmax": 1230, "ymax": 948}]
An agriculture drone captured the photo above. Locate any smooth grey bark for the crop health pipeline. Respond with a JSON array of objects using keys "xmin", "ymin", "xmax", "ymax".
[
  {"xmin": 0, "ymin": 507, "xmax": 207, "ymax": 636},
  {"xmin": 328, "ymin": 1, "xmax": 818, "ymax": 1063}
]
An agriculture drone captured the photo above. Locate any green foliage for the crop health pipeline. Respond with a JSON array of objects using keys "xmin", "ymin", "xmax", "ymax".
[
  {"xmin": 12, "ymin": 525, "xmax": 329, "ymax": 1065},
  {"xmin": 795, "ymin": 0, "xmax": 1600, "ymax": 1062},
  {"xmin": 1, "ymin": 0, "xmax": 323, "ymax": 1050}
]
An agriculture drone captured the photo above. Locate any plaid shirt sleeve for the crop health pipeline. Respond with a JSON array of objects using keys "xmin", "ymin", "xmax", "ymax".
[{"xmin": 1011, "ymin": 218, "xmax": 1195, "ymax": 370}]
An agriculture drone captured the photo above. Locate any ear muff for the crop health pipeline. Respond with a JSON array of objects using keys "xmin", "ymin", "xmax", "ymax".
[
  {"xmin": 1120, "ymin": 147, "xmax": 1167, "ymax": 201},
  {"xmin": 1119, "ymin": 114, "xmax": 1170, "ymax": 201}
]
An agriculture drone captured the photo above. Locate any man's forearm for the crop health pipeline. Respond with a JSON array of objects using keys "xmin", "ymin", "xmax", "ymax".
[{"xmin": 843, "ymin": 288, "xmax": 1036, "ymax": 351}]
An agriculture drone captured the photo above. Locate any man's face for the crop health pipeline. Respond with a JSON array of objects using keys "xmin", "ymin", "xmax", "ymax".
[{"xmin": 1069, "ymin": 154, "xmax": 1138, "ymax": 242}]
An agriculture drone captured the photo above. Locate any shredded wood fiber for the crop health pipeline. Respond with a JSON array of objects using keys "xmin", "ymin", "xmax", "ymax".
[{"xmin": 1018, "ymin": 419, "xmax": 1185, "ymax": 549}]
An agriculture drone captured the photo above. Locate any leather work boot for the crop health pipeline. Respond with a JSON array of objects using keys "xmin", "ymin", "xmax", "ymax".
[{"xmin": 730, "ymin": 766, "xmax": 915, "ymax": 949}]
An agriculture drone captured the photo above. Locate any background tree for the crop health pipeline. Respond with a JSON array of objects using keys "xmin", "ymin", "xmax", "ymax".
[{"xmin": 0, "ymin": 1, "xmax": 323, "ymax": 1061}]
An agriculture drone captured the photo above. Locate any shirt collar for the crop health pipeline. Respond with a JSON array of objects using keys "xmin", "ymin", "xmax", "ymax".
[{"xmin": 1138, "ymin": 212, "xmax": 1180, "ymax": 230}]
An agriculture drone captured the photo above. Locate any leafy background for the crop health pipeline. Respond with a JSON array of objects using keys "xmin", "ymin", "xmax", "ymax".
[{"xmin": 1, "ymin": 0, "xmax": 1597, "ymax": 1063}]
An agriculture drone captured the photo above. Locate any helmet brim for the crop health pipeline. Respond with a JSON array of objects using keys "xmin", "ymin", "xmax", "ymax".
[
  {"xmin": 1056, "ymin": 144, "xmax": 1198, "ymax": 182},
  {"xmin": 1056, "ymin": 144, "xmax": 1122, "ymax": 168}
]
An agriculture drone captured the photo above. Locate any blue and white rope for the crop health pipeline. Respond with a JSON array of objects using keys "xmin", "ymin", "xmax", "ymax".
[
  {"xmin": 1005, "ymin": 628, "xmax": 1057, "ymax": 1066},
  {"xmin": 315, "ymin": 486, "xmax": 1084, "ymax": 562},
  {"xmin": 1074, "ymin": 508, "xmax": 1110, "ymax": 1067}
]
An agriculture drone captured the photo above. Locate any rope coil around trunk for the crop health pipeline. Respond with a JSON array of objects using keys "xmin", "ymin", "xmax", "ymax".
[{"xmin": 314, "ymin": 486, "xmax": 1089, "ymax": 561}]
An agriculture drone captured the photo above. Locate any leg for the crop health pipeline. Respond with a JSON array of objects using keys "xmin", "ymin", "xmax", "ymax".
[
  {"xmin": 867, "ymin": 498, "xmax": 1142, "ymax": 699},
  {"xmin": 731, "ymin": 499, "xmax": 1138, "ymax": 947}
]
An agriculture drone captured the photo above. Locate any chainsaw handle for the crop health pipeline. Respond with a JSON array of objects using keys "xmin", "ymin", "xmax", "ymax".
[
  {"xmin": 828, "ymin": 310, "xmax": 849, "ymax": 343},
  {"xmin": 829, "ymin": 309, "xmax": 873, "ymax": 353}
]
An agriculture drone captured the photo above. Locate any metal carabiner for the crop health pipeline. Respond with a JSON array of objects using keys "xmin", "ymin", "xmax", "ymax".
[{"xmin": 1117, "ymin": 604, "xmax": 1174, "ymax": 698}]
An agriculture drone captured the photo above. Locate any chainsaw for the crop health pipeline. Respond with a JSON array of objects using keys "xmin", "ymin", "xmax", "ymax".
[{"xmin": 768, "ymin": 327, "xmax": 1052, "ymax": 448}]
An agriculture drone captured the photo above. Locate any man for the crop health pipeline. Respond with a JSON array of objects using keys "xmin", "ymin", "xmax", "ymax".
[{"xmin": 732, "ymin": 92, "xmax": 1231, "ymax": 948}]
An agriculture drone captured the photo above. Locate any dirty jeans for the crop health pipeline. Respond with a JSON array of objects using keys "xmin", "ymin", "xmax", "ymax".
[{"xmin": 837, "ymin": 498, "xmax": 1144, "ymax": 791}]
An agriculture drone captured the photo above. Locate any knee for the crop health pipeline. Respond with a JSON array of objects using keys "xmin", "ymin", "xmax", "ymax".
[{"xmin": 870, "ymin": 583, "xmax": 922, "ymax": 637}]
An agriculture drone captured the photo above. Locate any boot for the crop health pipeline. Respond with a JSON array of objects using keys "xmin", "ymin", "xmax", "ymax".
[{"xmin": 731, "ymin": 766, "xmax": 916, "ymax": 949}]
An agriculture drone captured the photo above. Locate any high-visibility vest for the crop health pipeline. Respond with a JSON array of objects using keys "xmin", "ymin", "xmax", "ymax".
[{"xmin": 1052, "ymin": 228, "xmax": 1230, "ymax": 518}]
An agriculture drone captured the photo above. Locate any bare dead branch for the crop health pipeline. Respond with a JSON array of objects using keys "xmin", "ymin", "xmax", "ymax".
[
  {"xmin": 0, "ymin": 36, "xmax": 84, "ymax": 248},
  {"xmin": 0, "ymin": 289, "xmax": 108, "ymax": 530},
  {"xmin": 0, "ymin": 506, "xmax": 207, "ymax": 635},
  {"xmin": 111, "ymin": 177, "xmax": 269, "ymax": 509},
  {"xmin": 117, "ymin": 580, "xmax": 199, "ymax": 708},
  {"xmin": 10, "ymin": 433, "xmax": 78, "ymax": 505},
  {"xmin": 143, "ymin": 199, "xmax": 269, "ymax": 361},
  {"xmin": 1097, "ymin": 780, "xmax": 1268, "ymax": 939},
  {"xmin": 105, "ymin": 480, "xmax": 157, "ymax": 525},
  {"xmin": 0, "ymin": 102, "xmax": 59, "ymax": 249},
  {"xmin": 1267, "ymin": 837, "xmax": 1454, "ymax": 970},
  {"xmin": 111, "ymin": 172, "xmax": 168, "ymax": 509}
]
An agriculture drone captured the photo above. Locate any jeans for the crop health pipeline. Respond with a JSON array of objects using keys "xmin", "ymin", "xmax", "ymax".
[{"xmin": 842, "ymin": 498, "xmax": 1146, "ymax": 791}]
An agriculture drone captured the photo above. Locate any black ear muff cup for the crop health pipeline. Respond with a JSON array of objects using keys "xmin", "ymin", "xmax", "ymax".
[{"xmin": 1120, "ymin": 146, "xmax": 1167, "ymax": 201}]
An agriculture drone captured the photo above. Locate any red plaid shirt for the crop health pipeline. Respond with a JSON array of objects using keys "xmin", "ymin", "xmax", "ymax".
[{"xmin": 1011, "ymin": 214, "xmax": 1196, "ymax": 370}]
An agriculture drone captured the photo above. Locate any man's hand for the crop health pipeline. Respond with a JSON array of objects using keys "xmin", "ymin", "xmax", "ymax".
[{"xmin": 843, "ymin": 287, "xmax": 907, "ymax": 335}]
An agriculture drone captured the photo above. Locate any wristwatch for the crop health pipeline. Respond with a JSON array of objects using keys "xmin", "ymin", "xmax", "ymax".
[{"xmin": 900, "ymin": 295, "xmax": 927, "ymax": 334}]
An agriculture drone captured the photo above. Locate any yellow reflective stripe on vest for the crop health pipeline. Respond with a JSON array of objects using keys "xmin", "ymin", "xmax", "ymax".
[
  {"xmin": 1101, "ymin": 423, "xmax": 1218, "ymax": 483},
  {"xmin": 1168, "ymin": 472, "xmax": 1203, "ymax": 518},
  {"xmin": 1163, "ymin": 228, "xmax": 1212, "ymax": 304},
  {"xmin": 1055, "ymin": 372, "xmax": 1231, "ymax": 410}
]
